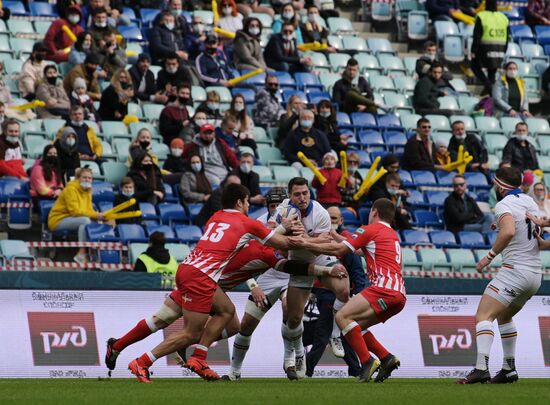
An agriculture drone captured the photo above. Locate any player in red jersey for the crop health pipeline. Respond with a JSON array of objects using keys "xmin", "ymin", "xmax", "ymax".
[
  {"xmin": 127, "ymin": 184, "xmax": 346, "ymax": 383},
  {"xmin": 291, "ymin": 198, "xmax": 405, "ymax": 383}
]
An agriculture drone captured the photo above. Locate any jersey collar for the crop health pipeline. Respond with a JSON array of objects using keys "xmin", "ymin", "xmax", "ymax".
[
  {"xmin": 505, "ymin": 188, "xmax": 523, "ymax": 197},
  {"xmin": 223, "ymin": 209, "xmax": 240, "ymax": 212},
  {"xmin": 290, "ymin": 201, "xmax": 313, "ymax": 217},
  {"xmin": 379, "ymin": 221, "xmax": 391, "ymax": 228}
]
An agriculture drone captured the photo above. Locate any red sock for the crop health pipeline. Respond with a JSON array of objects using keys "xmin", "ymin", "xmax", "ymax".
[
  {"xmin": 363, "ymin": 331, "xmax": 390, "ymax": 360},
  {"xmin": 137, "ymin": 352, "xmax": 154, "ymax": 368},
  {"xmin": 191, "ymin": 345, "xmax": 209, "ymax": 361},
  {"xmin": 113, "ymin": 319, "xmax": 154, "ymax": 351},
  {"xmin": 342, "ymin": 322, "xmax": 370, "ymax": 364}
]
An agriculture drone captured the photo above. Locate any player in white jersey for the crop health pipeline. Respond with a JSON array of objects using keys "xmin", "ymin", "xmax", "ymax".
[
  {"xmin": 268, "ymin": 177, "xmax": 351, "ymax": 379},
  {"xmin": 458, "ymin": 167, "xmax": 543, "ymax": 384}
]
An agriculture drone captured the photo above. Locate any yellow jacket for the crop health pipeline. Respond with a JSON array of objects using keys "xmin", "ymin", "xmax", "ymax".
[
  {"xmin": 48, "ymin": 180, "xmax": 99, "ymax": 230},
  {"xmin": 56, "ymin": 125, "xmax": 103, "ymax": 158}
]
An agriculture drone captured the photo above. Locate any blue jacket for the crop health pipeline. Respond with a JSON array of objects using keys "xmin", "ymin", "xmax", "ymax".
[
  {"xmin": 195, "ymin": 50, "xmax": 234, "ymax": 85},
  {"xmin": 283, "ymin": 127, "xmax": 331, "ymax": 166},
  {"xmin": 215, "ymin": 127, "xmax": 236, "ymax": 149},
  {"xmin": 149, "ymin": 25, "xmax": 187, "ymax": 65},
  {"xmin": 184, "ymin": 33, "xmax": 207, "ymax": 61}
]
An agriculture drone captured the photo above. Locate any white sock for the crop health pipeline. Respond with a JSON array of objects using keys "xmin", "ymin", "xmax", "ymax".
[
  {"xmin": 145, "ymin": 317, "xmax": 159, "ymax": 332},
  {"xmin": 291, "ymin": 323, "xmax": 305, "ymax": 358},
  {"xmin": 331, "ymin": 299, "xmax": 345, "ymax": 339},
  {"xmin": 146, "ymin": 351, "xmax": 157, "ymax": 363},
  {"xmin": 281, "ymin": 323, "xmax": 295, "ymax": 362},
  {"xmin": 475, "ymin": 320, "xmax": 494, "ymax": 370},
  {"xmin": 498, "ymin": 322, "xmax": 517, "ymax": 370},
  {"xmin": 230, "ymin": 333, "xmax": 251, "ymax": 374}
]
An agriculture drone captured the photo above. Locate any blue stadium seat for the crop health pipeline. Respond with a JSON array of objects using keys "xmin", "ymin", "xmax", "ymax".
[
  {"xmin": 426, "ymin": 191, "xmax": 448, "ymax": 208},
  {"xmin": 174, "ymin": 224, "xmax": 203, "ymax": 243},
  {"xmin": 358, "ymin": 207, "xmax": 370, "ymax": 224},
  {"xmin": 458, "ymin": 231, "xmax": 487, "ymax": 248},
  {"xmin": 485, "ymin": 231, "xmax": 497, "ymax": 246},
  {"xmin": 231, "ymin": 87, "xmax": 256, "ymax": 104},
  {"xmin": 271, "ymin": 72, "xmax": 296, "ymax": 89},
  {"xmin": 86, "ymin": 223, "xmax": 119, "ymax": 242},
  {"xmin": 510, "ymin": 25, "xmax": 535, "ymax": 44},
  {"xmin": 140, "ymin": 8, "xmax": 160, "ymax": 26},
  {"xmin": 413, "ymin": 210, "xmax": 443, "ymax": 228},
  {"xmin": 339, "ymin": 207, "xmax": 361, "ymax": 226},
  {"xmin": 282, "ymin": 89, "xmax": 307, "ymax": 103},
  {"xmin": 336, "ymin": 111, "xmax": 351, "ymax": 126},
  {"xmin": 145, "ymin": 224, "xmax": 178, "ymax": 242},
  {"xmin": 139, "ymin": 202, "xmax": 159, "ymax": 222},
  {"xmin": 294, "ymin": 72, "xmax": 324, "ymax": 91},
  {"xmin": 376, "ymin": 114, "xmax": 402, "ymax": 129},
  {"xmin": 398, "ymin": 169, "xmax": 413, "ymax": 186},
  {"xmin": 249, "ymin": 206, "xmax": 268, "ymax": 219},
  {"xmin": 91, "ymin": 182, "xmax": 114, "ymax": 204},
  {"xmin": 406, "ymin": 189, "xmax": 426, "ymax": 206},
  {"xmin": 185, "ymin": 203, "xmax": 203, "ymax": 222},
  {"xmin": 118, "ymin": 26, "xmax": 143, "ymax": 41},
  {"xmin": 307, "ymin": 91, "xmax": 332, "ymax": 105},
  {"xmin": 158, "ymin": 203, "xmax": 188, "ymax": 225},
  {"xmin": 411, "ymin": 170, "xmax": 437, "ymax": 186},
  {"xmin": 0, "ymin": 240, "xmax": 35, "ymax": 262},
  {"xmin": 367, "ymin": 38, "xmax": 396, "ymax": 55},
  {"xmin": 535, "ymin": 25, "xmax": 550, "ymax": 46},
  {"xmin": 401, "ymin": 229, "xmax": 430, "ymax": 246},
  {"xmin": 117, "ymin": 224, "xmax": 148, "ymax": 243},
  {"xmin": 351, "ymin": 112, "xmax": 377, "ymax": 128},
  {"xmin": 358, "ymin": 130, "xmax": 384, "ymax": 149},
  {"xmin": 3, "ymin": 1, "xmax": 27, "ymax": 15},
  {"xmin": 383, "ymin": 131, "xmax": 407, "ymax": 152},
  {"xmin": 370, "ymin": 150, "xmax": 390, "ymax": 161},
  {"xmin": 435, "ymin": 170, "xmax": 455, "ymax": 186},
  {"xmin": 464, "ymin": 172, "xmax": 490, "ymax": 189},
  {"xmin": 355, "ymin": 150, "xmax": 372, "ymax": 167},
  {"xmin": 429, "ymin": 230, "xmax": 459, "ymax": 248},
  {"xmin": 29, "ymin": 2, "xmax": 57, "ymax": 17},
  {"xmin": 163, "ymin": 183, "xmax": 178, "ymax": 203}
]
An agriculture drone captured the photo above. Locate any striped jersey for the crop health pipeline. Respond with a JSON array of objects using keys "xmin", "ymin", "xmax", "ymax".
[
  {"xmin": 342, "ymin": 221, "xmax": 405, "ymax": 294},
  {"xmin": 181, "ymin": 209, "xmax": 274, "ymax": 282}
]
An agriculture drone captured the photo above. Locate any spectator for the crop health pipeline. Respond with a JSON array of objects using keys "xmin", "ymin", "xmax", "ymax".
[
  {"xmin": 401, "ymin": 118, "xmax": 443, "ymax": 171},
  {"xmin": 150, "ymin": 11, "xmax": 188, "ymax": 66},
  {"xmin": 182, "ymin": 111, "xmax": 208, "ymax": 143},
  {"xmin": 264, "ymin": 22, "xmax": 312, "ymax": 73},
  {"xmin": 53, "ymin": 127, "xmax": 80, "ymax": 181},
  {"xmin": 277, "ymin": 94, "xmax": 304, "ymax": 147},
  {"xmin": 0, "ymin": 67, "xmax": 12, "ymax": 106},
  {"xmin": 224, "ymin": 94, "xmax": 256, "ymax": 151},
  {"xmin": 195, "ymin": 174, "xmax": 241, "ymax": 227},
  {"xmin": 234, "ymin": 0, "xmax": 275, "ymax": 17},
  {"xmin": 444, "ymin": 174, "xmax": 486, "ymax": 233},
  {"xmin": 64, "ymin": 53, "xmax": 102, "ymax": 101},
  {"xmin": 184, "ymin": 15, "xmax": 208, "ymax": 61},
  {"xmin": 81, "ymin": 0, "xmax": 128, "ymax": 29},
  {"xmin": 127, "ymin": 128, "xmax": 160, "ymax": 168},
  {"xmin": 368, "ymin": 153, "xmax": 403, "ymax": 196},
  {"xmin": 163, "ymin": 138, "xmax": 187, "ymax": 179},
  {"xmin": 413, "ymin": 62, "xmax": 458, "ymax": 117},
  {"xmin": 272, "ymin": 3, "xmax": 303, "ymax": 43},
  {"xmin": 532, "ymin": 182, "xmax": 550, "ymax": 232},
  {"xmin": 68, "ymin": 31, "xmax": 96, "ymax": 69},
  {"xmin": 97, "ymin": 29, "xmax": 127, "ymax": 79},
  {"xmin": 301, "ymin": 5, "xmax": 335, "ymax": 52},
  {"xmin": 415, "ymin": 41, "xmax": 454, "ymax": 89},
  {"xmin": 0, "ymin": 119, "xmax": 27, "ymax": 179},
  {"xmin": 314, "ymin": 100, "xmax": 346, "ymax": 153},
  {"xmin": 218, "ymin": 0, "xmax": 244, "ymax": 34},
  {"xmin": 195, "ymin": 35, "xmax": 235, "ymax": 86},
  {"xmin": 47, "ymin": 167, "xmax": 107, "ymax": 263},
  {"xmin": 283, "ymin": 109, "xmax": 331, "ymax": 170},
  {"xmin": 231, "ymin": 152, "xmax": 264, "ymax": 204},
  {"xmin": 156, "ymin": 53, "xmax": 188, "ymax": 102},
  {"xmin": 195, "ymin": 90, "xmax": 224, "ymax": 126},
  {"xmin": 493, "ymin": 62, "xmax": 532, "ymax": 118},
  {"xmin": 44, "ymin": 5, "xmax": 84, "ymax": 63},
  {"xmin": 129, "ymin": 53, "xmax": 169, "ymax": 104},
  {"xmin": 312, "ymin": 151, "xmax": 343, "ymax": 207},
  {"xmin": 254, "ymin": 75, "xmax": 284, "ymax": 129},
  {"xmin": 520, "ymin": 170, "xmax": 535, "ymax": 194},
  {"xmin": 435, "ymin": 139, "xmax": 451, "ymax": 167},
  {"xmin": 19, "ymin": 42, "xmax": 48, "ymax": 100},
  {"xmin": 426, "ymin": 0, "xmax": 460, "ymax": 22},
  {"xmin": 448, "ymin": 120, "xmax": 489, "ymax": 172},
  {"xmin": 134, "ymin": 231, "xmax": 178, "ymax": 274},
  {"xmin": 57, "ymin": 106, "xmax": 103, "ymax": 163},
  {"xmin": 69, "ymin": 77, "xmax": 98, "ymax": 121},
  {"xmin": 502, "ymin": 122, "xmax": 539, "ymax": 172},
  {"xmin": 97, "ymin": 69, "xmax": 133, "ymax": 121},
  {"xmin": 471, "ymin": 0, "xmax": 509, "ymax": 94},
  {"xmin": 340, "ymin": 152, "xmax": 364, "ymax": 210},
  {"xmin": 30, "ymin": 145, "xmax": 64, "ymax": 202},
  {"xmin": 35, "ymin": 65, "xmax": 71, "ymax": 120},
  {"xmin": 332, "ymin": 58, "xmax": 377, "ymax": 114},
  {"xmin": 233, "ymin": 17, "xmax": 269, "ymax": 71},
  {"xmin": 215, "ymin": 115, "xmax": 240, "ymax": 152},
  {"xmin": 489, "ymin": 161, "xmax": 511, "ymax": 209},
  {"xmin": 183, "ymin": 123, "xmax": 239, "ymax": 186},
  {"xmin": 112, "ymin": 176, "xmax": 140, "ymax": 225},
  {"xmin": 180, "ymin": 154, "xmax": 213, "ymax": 204},
  {"xmin": 89, "ymin": 7, "xmax": 116, "ymax": 47},
  {"xmin": 153, "ymin": 0, "xmax": 192, "ymax": 38},
  {"xmin": 368, "ymin": 173, "xmax": 412, "ymax": 230},
  {"xmin": 127, "ymin": 152, "xmax": 165, "ymax": 204},
  {"xmin": 526, "ymin": 0, "xmax": 550, "ymax": 26},
  {"xmin": 159, "ymin": 83, "xmax": 191, "ymax": 145}
]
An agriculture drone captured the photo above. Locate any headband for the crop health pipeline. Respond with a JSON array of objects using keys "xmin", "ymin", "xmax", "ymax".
[{"xmin": 493, "ymin": 176, "xmax": 515, "ymax": 192}]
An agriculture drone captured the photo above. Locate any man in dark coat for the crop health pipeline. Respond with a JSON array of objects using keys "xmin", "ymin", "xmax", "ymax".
[
  {"xmin": 444, "ymin": 174, "xmax": 485, "ymax": 233},
  {"xmin": 401, "ymin": 117, "xmax": 444, "ymax": 171}
]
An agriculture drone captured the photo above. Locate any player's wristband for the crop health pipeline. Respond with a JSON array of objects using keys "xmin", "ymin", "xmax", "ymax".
[
  {"xmin": 246, "ymin": 278, "xmax": 258, "ymax": 291},
  {"xmin": 313, "ymin": 265, "xmax": 332, "ymax": 277},
  {"xmin": 486, "ymin": 249, "xmax": 496, "ymax": 262},
  {"xmin": 275, "ymin": 224, "xmax": 287, "ymax": 235}
]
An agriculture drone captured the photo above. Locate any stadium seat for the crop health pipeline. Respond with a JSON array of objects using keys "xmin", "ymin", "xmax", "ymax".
[
  {"xmin": 377, "ymin": 114, "xmax": 403, "ymax": 129},
  {"xmin": 139, "ymin": 9, "xmax": 160, "ymax": 26},
  {"xmin": 438, "ymin": 96, "xmax": 460, "ymax": 111},
  {"xmin": 499, "ymin": 116, "xmax": 523, "ymax": 136},
  {"xmin": 458, "ymin": 231, "xmax": 487, "ymax": 249},
  {"xmin": 429, "ymin": 230, "xmax": 459, "ymax": 248},
  {"xmin": 475, "ymin": 249, "xmax": 502, "ymax": 267},
  {"xmin": 165, "ymin": 243, "xmax": 191, "ymax": 262},
  {"xmin": 383, "ymin": 131, "xmax": 408, "ymax": 152},
  {"xmin": 401, "ymin": 229, "xmax": 430, "ymax": 246},
  {"xmin": 139, "ymin": 202, "xmax": 159, "ymax": 222},
  {"xmin": 435, "ymin": 170, "xmax": 455, "ymax": 186},
  {"xmin": 185, "ymin": 204, "xmax": 203, "ymax": 222},
  {"xmin": 393, "ymin": 76, "xmax": 417, "ymax": 96},
  {"xmin": 328, "ymin": 53, "xmax": 351, "ymax": 73},
  {"xmin": 411, "ymin": 170, "xmax": 437, "ymax": 186},
  {"xmin": 351, "ymin": 112, "xmax": 377, "ymax": 129},
  {"xmin": 117, "ymin": 224, "xmax": 148, "ymax": 244},
  {"xmin": 354, "ymin": 53, "xmax": 383, "ymax": 76},
  {"xmin": 378, "ymin": 54, "xmax": 407, "ymax": 76},
  {"xmin": 443, "ymin": 34, "xmax": 465, "ymax": 62},
  {"xmin": 341, "ymin": 36, "xmax": 368, "ymax": 52},
  {"xmin": 91, "ymin": 182, "xmax": 114, "ymax": 203},
  {"xmin": 358, "ymin": 130, "xmax": 384, "ymax": 149},
  {"xmin": 370, "ymin": 75, "xmax": 395, "ymax": 93},
  {"xmin": 3, "ymin": 1, "xmax": 27, "ymax": 16},
  {"xmin": 535, "ymin": 25, "xmax": 550, "ymax": 46},
  {"xmin": 484, "ymin": 134, "xmax": 508, "ymax": 154},
  {"xmin": 85, "ymin": 223, "xmax": 119, "ymax": 242},
  {"xmin": 7, "ymin": 20, "xmax": 34, "ymax": 35},
  {"xmin": 474, "ymin": 116, "xmax": 503, "ymax": 135},
  {"xmin": 29, "ymin": 2, "xmax": 57, "ymax": 17},
  {"xmin": 407, "ymin": 11, "xmax": 429, "ymax": 41},
  {"xmin": 174, "ymin": 224, "xmax": 203, "ymax": 244},
  {"xmin": 249, "ymin": 206, "xmax": 268, "ymax": 220},
  {"xmin": 425, "ymin": 191, "xmax": 448, "ymax": 208},
  {"xmin": 458, "ymin": 96, "xmax": 480, "ymax": 115},
  {"xmin": 400, "ymin": 114, "xmax": 422, "ymax": 130},
  {"xmin": 0, "ymin": 240, "xmax": 35, "ymax": 262},
  {"xmin": 418, "ymin": 248, "xmax": 453, "ymax": 272},
  {"xmin": 367, "ymin": 38, "xmax": 395, "ymax": 55},
  {"xmin": 425, "ymin": 115, "xmax": 451, "ymax": 132},
  {"xmin": 525, "ymin": 117, "xmax": 550, "ymax": 136},
  {"xmin": 145, "ymin": 224, "xmax": 177, "ymax": 242},
  {"xmin": 463, "ymin": 172, "xmax": 490, "ymax": 189},
  {"xmin": 398, "ymin": 170, "xmax": 413, "ymax": 186},
  {"xmin": 402, "ymin": 247, "xmax": 422, "ymax": 271},
  {"xmin": 308, "ymin": 91, "xmax": 332, "ymax": 105},
  {"xmin": 510, "ymin": 24, "xmax": 535, "ymax": 43},
  {"xmin": 257, "ymin": 145, "xmax": 287, "ymax": 166},
  {"xmin": 101, "ymin": 162, "xmax": 127, "ymax": 186},
  {"xmin": 406, "ymin": 189, "xmax": 426, "ymax": 207},
  {"xmin": 253, "ymin": 165, "xmax": 274, "ymax": 182},
  {"xmin": 327, "ymin": 17, "xmax": 354, "ymax": 33},
  {"xmin": 158, "ymin": 203, "xmax": 188, "ymax": 225},
  {"xmin": 355, "ymin": 150, "xmax": 372, "ymax": 167},
  {"xmin": 413, "ymin": 210, "xmax": 443, "ymax": 228},
  {"xmin": 447, "ymin": 248, "xmax": 477, "ymax": 271},
  {"xmin": 273, "ymin": 166, "xmax": 300, "ymax": 183},
  {"xmin": 339, "ymin": 207, "xmax": 361, "ymax": 226},
  {"xmin": 434, "ymin": 20, "xmax": 459, "ymax": 43},
  {"xmin": 129, "ymin": 243, "xmax": 148, "ymax": 264}
]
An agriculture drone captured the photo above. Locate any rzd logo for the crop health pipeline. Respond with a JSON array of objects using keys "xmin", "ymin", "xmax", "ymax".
[
  {"xmin": 28, "ymin": 312, "xmax": 99, "ymax": 366},
  {"xmin": 418, "ymin": 315, "xmax": 477, "ymax": 366}
]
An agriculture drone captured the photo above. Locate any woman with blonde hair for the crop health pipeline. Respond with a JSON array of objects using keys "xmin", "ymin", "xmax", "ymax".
[
  {"xmin": 277, "ymin": 94, "xmax": 304, "ymax": 147},
  {"xmin": 127, "ymin": 128, "xmax": 160, "ymax": 168},
  {"xmin": 97, "ymin": 69, "xmax": 134, "ymax": 121},
  {"xmin": 224, "ymin": 94, "xmax": 256, "ymax": 147}
]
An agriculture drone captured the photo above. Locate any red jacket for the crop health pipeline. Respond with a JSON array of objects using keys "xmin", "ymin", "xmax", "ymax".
[
  {"xmin": 44, "ymin": 13, "xmax": 84, "ymax": 63},
  {"xmin": 312, "ymin": 167, "xmax": 343, "ymax": 205}
]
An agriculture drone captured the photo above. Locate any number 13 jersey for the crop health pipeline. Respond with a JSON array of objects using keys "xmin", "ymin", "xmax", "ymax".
[{"xmin": 181, "ymin": 209, "xmax": 275, "ymax": 282}]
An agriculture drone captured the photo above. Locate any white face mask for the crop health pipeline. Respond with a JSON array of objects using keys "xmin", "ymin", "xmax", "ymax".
[
  {"xmin": 82, "ymin": 42, "xmax": 91, "ymax": 50},
  {"xmin": 191, "ymin": 162, "xmax": 202, "ymax": 172},
  {"xmin": 165, "ymin": 22, "xmax": 175, "ymax": 30},
  {"xmin": 68, "ymin": 14, "xmax": 80, "ymax": 25},
  {"xmin": 425, "ymin": 53, "xmax": 435, "ymax": 61},
  {"xmin": 71, "ymin": 120, "xmax": 84, "ymax": 127},
  {"xmin": 207, "ymin": 102, "xmax": 219, "ymax": 110},
  {"xmin": 240, "ymin": 163, "xmax": 252, "ymax": 174},
  {"xmin": 283, "ymin": 33, "xmax": 295, "ymax": 41},
  {"xmin": 249, "ymin": 27, "xmax": 260, "ymax": 36},
  {"xmin": 320, "ymin": 111, "xmax": 331, "ymax": 118},
  {"xmin": 80, "ymin": 181, "xmax": 92, "ymax": 189},
  {"xmin": 193, "ymin": 23, "xmax": 204, "ymax": 34},
  {"xmin": 387, "ymin": 188, "xmax": 398, "ymax": 196},
  {"xmin": 171, "ymin": 148, "xmax": 183, "ymax": 157},
  {"xmin": 516, "ymin": 134, "xmax": 528, "ymax": 141},
  {"xmin": 331, "ymin": 223, "xmax": 339, "ymax": 231},
  {"xmin": 234, "ymin": 103, "xmax": 245, "ymax": 112},
  {"xmin": 282, "ymin": 11, "xmax": 294, "ymax": 20},
  {"xmin": 195, "ymin": 119, "xmax": 207, "ymax": 127},
  {"xmin": 536, "ymin": 194, "xmax": 545, "ymax": 201},
  {"xmin": 95, "ymin": 21, "xmax": 107, "ymax": 28},
  {"xmin": 6, "ymin": 135, "xmax": 19, "ymax": 144},
  {"xmin": 223, "ymin": 7, "xmax": 232, "ymax": 15},
  {"xmin": 454, "ymin": 133, "xmax": 466, "ymax": 141},
  {"xmin": 507, "ymin": 70, "xmax": 518, "ymax": 79},
  {"xmin": 122, "ymin": 190, "xmax": 134, "ymax": 197},
  {"xmin": 308, "ymin": 14, "xmax": 319, "ymax": 23},
  {"xmin": 166, "ymin": 66, "xmax": 178, "ymax": 74},
  {"xmin": 66, "ymin": 138, "xmax": 76, "ymax": 147}
]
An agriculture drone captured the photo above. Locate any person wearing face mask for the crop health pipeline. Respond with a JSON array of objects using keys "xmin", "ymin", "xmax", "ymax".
[
  {"xmin": 64, "ymin": 53, "xmax": 102, "ymax": 101},
  {"xmin": 89, "ymin": 7, "xmax": 118, "ymax": 47},
  {"xmin": 224, "ymin": 94, "xmax": 257, "ymax": 151},
  {"xmin": 232, "ymin": 152, "xmax": 264, "ymax": 205},
  {"xmin": 127, "ymin": 152, "xmax": 165, "ymax": 204},
  {"xmin": 184, "ymin": 16, "xmax": 208, "ymax": 61},
  {"xmin": 283, "ymin": 109, "xmax": 331, "ymax": 170},
  {"xmin": 233, "ymin": 17, "xmax": 269, "ymax": 71},
  {"xmin": 0, "ymin": 119, "xmax": 28, "ymax": 179},
  {"xmin": 97, "ymin": 30, "xmax": 128, "ymax": 79},
  {"xmin": 159, "ymin": 83, "xmax": 191, "ymax": 146},
  {"xmin": 415, "ymin": 41, "xmax": 454, "ymax": 89},
  {"xmin": 150, "ymin": 11, "xmax": 189, "ymax": 66},
  {"xmin": 314, "ymin": 100, "xmax": 347, "ymax": 153},
  {"xmin": 181, "ymin": 111, "xmax": 209, "ymax": 143},
  {"xmin": 254, "ymin": 75, "xmax": 284, "ymax": 129},
  {"xmin": 113, "ymin": 177, "xmax": 141, "ymax": 225},
  {"xmin": 493, "ymin": 62, "xmax": 533, "ymax": 118},
  {"xmin": 56, "ymin": 106, "xmax": 103, "ymax": 163},
  {"xmin": 448, "ymin": 120, "xmax": 489, "ymax": 173},
  {"xmin": 19, "ymin": 42, "xmax": 49, "ymax": 101},
  {"xmin": 163, "ymin": 138, "xmax": 187, "ymax": 184},
  {"xmin": 48, "ymin": 167, "xmax": 107, "ymax": 264},
  {"xmin": 195, "ymin": 90, "xmax": 224, "ymax": 126},
  {"xmin": 531, "ymin": 182, "xmax": 550, "ymax": 233},
  {"xmin": 69, "ymin": 77, "xmax": 98, "ymax": 121},
  {"xmin": 53, "ymin": 127, "xmax": 81, "ymax": 182},
  {"xmin": 217, "ymin": 0, "xmax": 244, "ymax": 41},
  {"xmin": 300, "ymin": 5, "xmax": 335, "ymax": 52},
  {"xmin": 332, "ymin": 58, "xmax": 377, "ymax": 114},
  {"xmin": 195, "ymin": 35, "xmax": 235, "ymax": 86},
  {"xmin": 98, "ymin": 69, "xmax": 134, "ymax": 121},
  {"xmin": 368, "ymin": 173, "xmax": 412, "ymax": 230},
  {"xmin": 340, "ymin": 152, "xmax": 364, "ymax": 210},
  {"xmin": 264, "ymin": 22, "xmax": 312, "ymax": 73},
  {"xmin": 68, "ymin": 32, "xmax": 96, "ymax": 70},
  {"xmin": 502, "ymin": 122, "xmax": 539, "ymax": 172},
  {"xmin": 44, "ymin": 5, "xmax": 85, "ymax": 63},
  {"xmin": 36, "ymin": 65, "xmax": 71, "ymax": 120},
  {"xmin": 312, "ymin": 151, "xmax": 344, "ymax": 207},
  {"xmin": 156, "ymin": 53, "xmax": 190, "ymax": 100},
  {"xmin": 30, "ymin": 145, "xmax": 65, "ymax": 202},
  {"xmin": 180, "ymin": 154, "xmax": 213, "ymax": 203},
  {"xmin": 127, "ymin": 128, "xmax": 161, "ymax": 168},
  {"xmin": 272, "ymin": 3, "xmax": 304, "ymax": 44}
]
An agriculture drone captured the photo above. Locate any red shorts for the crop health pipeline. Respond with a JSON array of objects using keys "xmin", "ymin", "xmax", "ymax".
[
  {"xmin": 175, "ymin": 264, "xmax": 217, "ymax": 313},
  {"xmin": 360, "ymin": 286, "xmax": 406, "ymax": 323}
]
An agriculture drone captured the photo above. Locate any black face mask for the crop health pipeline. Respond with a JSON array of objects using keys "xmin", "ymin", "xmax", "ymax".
[
  {"xmin": 141, "ymin": 163, "xmax": 153, "ymax": 170},
  {"xmin": 85, "ymin": 66, "xmax": 96, "ymax": 76},
  {"xmin": 121, "ymin": 82, "xmax": 131, "ymax": 90},
  {"xmin": 35, "ymin": 53, "xmax": 45, "ymax": 62},
  {"xmin": 206, "ymin": 47, "xmax": 217, "ymax": 55},
  {"xmin": 168, "ymin": 94, "xmax": 177, "ymax": 103},
  {"xmin": 46, "ymin": 76, "xmax": 57, "ymax": 85},
  {"xmin": 139, "ymin": 141, "xmax": 150, "ymax": 149},
  {"xmin": 44, "ymin": 156, "xmax": 58, "ymax": 165},
  {"xmin": 178, "ymin": 96, "xmax": 189, "ymax": 105}
]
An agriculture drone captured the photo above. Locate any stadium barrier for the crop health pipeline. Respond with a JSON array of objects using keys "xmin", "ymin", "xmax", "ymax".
[{"xmin": 1, "ymin": 290, "xmax": 549, "ymax": 378}]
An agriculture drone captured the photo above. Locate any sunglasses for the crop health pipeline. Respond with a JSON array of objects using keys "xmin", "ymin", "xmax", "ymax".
[
  {"xmin": 421, "ymin": 126, "xmax": 431, "ymax": 129},
  {"xmin": 267, "ymin": 83, "xmax": 279, "ymax": 87}
]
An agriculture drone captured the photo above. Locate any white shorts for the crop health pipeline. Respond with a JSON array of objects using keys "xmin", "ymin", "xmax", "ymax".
[
  {"xmin": 288, "ymin": 254, "xmax": 337, "ymax": 289},
  {"xmin": 484, "ymin": 268, "xmax": 542, "ymax": 308},
  {"xmin": 245, "ymin": 269, "xmax": 289, "ymax": 320}
]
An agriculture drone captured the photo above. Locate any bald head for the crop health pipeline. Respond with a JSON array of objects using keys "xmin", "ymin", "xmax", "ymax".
[{"xmin": 327, "ymin": 206, "xmax": 343, "ymax": 229}]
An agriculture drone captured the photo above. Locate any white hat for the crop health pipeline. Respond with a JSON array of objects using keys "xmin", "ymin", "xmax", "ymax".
[{"xmin": 323, "ymin": 151, "xmax": 338, "ymax": 162}]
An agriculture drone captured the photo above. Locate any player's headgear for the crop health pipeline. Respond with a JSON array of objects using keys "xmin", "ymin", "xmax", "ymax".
[
  {"xmin": 494, "ymin": 166, "xmax": 522, "ymax": 192},
  {"xmin": 265, "ymin": 187, "xmax": 287, "ymax": 205}
]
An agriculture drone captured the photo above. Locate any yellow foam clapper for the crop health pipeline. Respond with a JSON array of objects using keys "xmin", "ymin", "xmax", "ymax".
[
  {"xmin": 228, "ymin": 68, "xmax": 264, "ymax": 86},
  {"xmin": 297, "ymin": 151, "xmax": 327, "ymax": 185}
]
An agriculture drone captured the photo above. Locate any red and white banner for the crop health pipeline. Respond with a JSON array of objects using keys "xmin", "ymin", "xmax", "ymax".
[{"xmin": 0, "ymin": 290, "xmax": 549, "ymax": 378}]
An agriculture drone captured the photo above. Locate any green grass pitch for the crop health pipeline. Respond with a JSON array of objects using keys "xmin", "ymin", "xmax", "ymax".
[{"xmin": 1, "ymin": 378, "xmax": 550, "ymax": 405}]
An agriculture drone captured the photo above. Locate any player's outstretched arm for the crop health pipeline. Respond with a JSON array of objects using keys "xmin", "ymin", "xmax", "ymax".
[
  {"xmin": 288, "ymin": 236, "xmax": 351, "ymax": 257},
  {"xmin": 476, "ymin": 214, "xmax": 515, "ymax": 272},
  {"xmin": 527, "ymin": 212, "xmax": 550, "ymax": 228},
  {"xmin": 535, "ymin": 232, "xmax": 550, "ymax": 250},
  {"xmin": 266, "ymin": 232, "xmax": 291, "ymax": 250},
  {"xmin": 276, "ymin": 260, "xmax": 348, "ymax": 278}
]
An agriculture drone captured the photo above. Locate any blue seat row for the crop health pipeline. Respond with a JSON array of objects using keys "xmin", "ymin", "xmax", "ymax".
[{"xmin": 401, "ymin": 229, "xmax": 493, "ymax": 249}]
